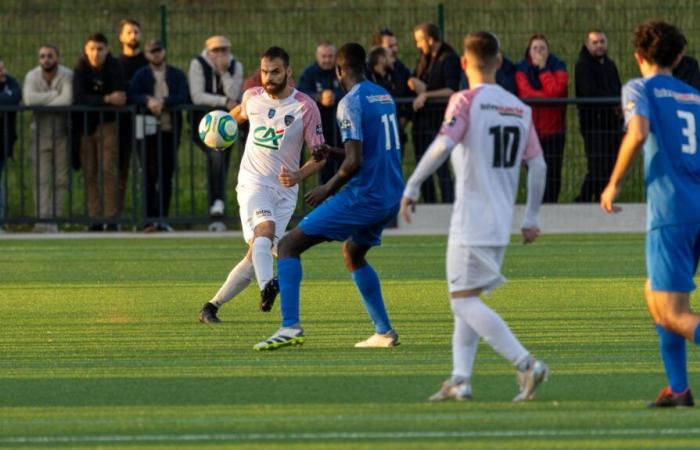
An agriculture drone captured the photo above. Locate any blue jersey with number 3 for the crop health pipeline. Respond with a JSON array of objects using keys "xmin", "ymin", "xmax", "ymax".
[
  {"xmin": 622, "ymin": 75, "xmax": 700, "ymax": 230},
  {"xmin": 336, "ymin": 81, "xmax": 404, "ymax": 208}
]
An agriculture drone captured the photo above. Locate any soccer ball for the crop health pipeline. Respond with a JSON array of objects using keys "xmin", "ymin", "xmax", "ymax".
[{"xmin": 198, "ymin": 110, "xmax": 238, "ymax": 150}]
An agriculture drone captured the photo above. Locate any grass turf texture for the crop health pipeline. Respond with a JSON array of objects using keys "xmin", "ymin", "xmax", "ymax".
[{"xmin": 1, "ymin": 233, "xmax": 699, "ymax": 449}]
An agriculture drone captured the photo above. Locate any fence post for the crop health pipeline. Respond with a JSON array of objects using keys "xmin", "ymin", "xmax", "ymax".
[
  {"xmin": 160, "ymin": 4, "xmax": 167, "ymax": 48},
  {"xmin": 437, "ymin": 3, "xmax": 444, "ymax": 38}
]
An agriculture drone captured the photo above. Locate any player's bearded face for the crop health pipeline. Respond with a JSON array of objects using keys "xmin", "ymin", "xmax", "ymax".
[{"xmin": 261, "ymin": 58, "xmax": 289, "ymax": 95}]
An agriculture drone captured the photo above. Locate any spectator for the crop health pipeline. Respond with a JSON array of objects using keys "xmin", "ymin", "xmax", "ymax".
[
  {"xmin": 574, "ymin": 29, "xmax": 622, "ymax": 203},
  {"xmin": 297, "ymin": 41, "xmax": 344, "ymax": 183},
  {"xmin": 459, "ymin": 54, "xmax": 518, "ymax": 95},
  {"xmin": 0, "ymin": 57, "xmax": 21, "ymax": 224},
  {"xmin": 188, "ymin": 35, "xmax": 243, "ymax": 230},
  {"xmin": 117, "ymin": 19, "xmax": 148, "ymax": 219},
  {"xmin": 673, "ymin": 53, "xmax": 700, "ymax": 91},
  {"xmin": 516, "ymin": 33, "xmax": 568, "ymax": 203},
  {"xmin": 408, "ymin": 22, "xmax": 460, "ymax": 203},
  {"xmin": 23, "ymin": 45, "xmax": 73, "ymax": 232},
  {"xmin": 73, "ymin": 32, "xmax": 126, "ymax": 231},
  {"xmin": 128, "ymin": 39, "xmax": 189, "ymax": 232}
]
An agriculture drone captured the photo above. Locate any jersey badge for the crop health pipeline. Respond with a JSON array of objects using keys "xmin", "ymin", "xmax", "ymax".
[
  {"xmin": 284, "ymin": 114, "xmax": 294, "ymax": 127},
  {"xmin": 268, "ymin": 108, "xmax": 276, "ymax": 119}
]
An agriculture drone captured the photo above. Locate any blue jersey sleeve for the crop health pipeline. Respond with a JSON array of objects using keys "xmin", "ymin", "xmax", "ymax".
[
  {"xmin": 337, "ymin": 92, "xmax": 363, "ymax": 142},
  {"xmin": 622, "ymin": 78, "xmax": 650, "ymax": 128}
]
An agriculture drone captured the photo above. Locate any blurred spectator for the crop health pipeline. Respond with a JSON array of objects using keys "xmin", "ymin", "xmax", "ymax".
[
  {"xmin": 459, "ymin": 54, "xmax": 518, "ymax": 95},
  {"xmin": 0, "ymin": 57, "xmax": 21, "ymax": 224},
  {"xmin": 188, "ymin": 35, "xmax": 243, "ymax": 228},
  {"xmin": 673, "ymin": 53, "xmax": 700, "ymax": 91},
  {"xmin": 516, "ymin": 33, "xmax": 568, "ymax": 203},
  {"xmin": 574, "ymin": 29, "xmax": 622, "ymax": 203},
  {"xmin": 408, "ymin": 22, "xmax": 460, "ymax": 203},
  {"xmin": 117, "ymin": 19, "xmax": 148, "ymax": 218},
  {"xmin": 73, "ymin": 32, "xmax": 126, "ymax": 231},
  {"xmin": 23, "ymin": 45, "xmax": 73, "ymax": 232},
  {"xmin": 297, "ymin": 41, "xmax": 344, "ymax": 183},
  {"xmin": 128, "ymin": 40, "xmax": 189, "ymax": 232}
]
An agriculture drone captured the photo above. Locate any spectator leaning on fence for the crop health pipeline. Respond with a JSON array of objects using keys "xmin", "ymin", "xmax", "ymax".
[
  {"xmin": 516, "ymin": 33, "xmax": 568, "ymax": 203},
  {"xmin": 297, "ymin": 41, "xmax": 344, "ymax": 183},
  {"xmin": 408, "ymin": 22, "xmax": 461, "ymax": 204},
  {"xmin": 0, "ymin": 57, "xmax": 22, "ymax": 224},
  {"xmin": 574, "ymin": 29, "xmax": 623, "ymax": 203},
  {"xmin": 128, "ymin": 39, "xmax": 189, "ymax": 233},
  {"xmin": 73, "ymin": 32, "xmax": 127, "ymax": 231},
  {"xmin": 188, "ymin": 35, "xmax": 243, "ymax": 228},
  {"xmin": 23, "ymin": 45, "xmax": 73, "ymax": 233}
]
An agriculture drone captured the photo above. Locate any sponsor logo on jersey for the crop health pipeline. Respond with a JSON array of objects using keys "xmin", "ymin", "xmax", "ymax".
[
  {"xmin": 445, "ymin": 116, "xmax": 457, "ymax": 127},
  {"xmin": 480, "ymin": 103, "xmax": 524, "ymax": 117},
  {"xmin": 254, "ymin": 209, "xmax": 272, "ymax": 217},
  {"xmin": 653, "ymin": 88, "xmax": 700, "ymax": 104},
  {"xmin": 624, "ymin": 101, "xmax": 636, "ymax": 114},
  {"xmin": 284, "ymin": 114, "xmax": 294, "ymax": 127},
  {"xmin": 253, "ymin": 126, "xmax": 285, "ymax": 150},
  {"xmin": 268, "ymin": 108, "xmax": 276, "ymax": 119},
  {"xmin": 316, "ymin": 123, "xmax": 323, "ymax": 135},
  {"xmin": 366, "ymin": 94, "xmax": 393, "ymax": 104},
  {"xmin": 340, "ymin": 118, "xmax": 352, "ymax": 130}
]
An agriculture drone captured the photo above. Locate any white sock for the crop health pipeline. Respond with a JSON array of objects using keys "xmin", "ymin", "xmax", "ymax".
[
  {"xmin": 451, "ymin": 313, "xmax": 479, "ymax": 383},
  {"xmin": 450, "ymin": 296, "xmax": 529, "ymax": 367},
  {"xmin": 252, "ymin": 236, "xmax": 274, "ymax": 290},
  {"xmin": 210, "ymin": 258, "xmax": 255, "ymax": 307}
]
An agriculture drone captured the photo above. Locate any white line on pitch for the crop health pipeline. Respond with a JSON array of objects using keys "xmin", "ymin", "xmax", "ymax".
[{"xmin": 3, "ymin": 428, "xmax": 700, "ymax": 444}]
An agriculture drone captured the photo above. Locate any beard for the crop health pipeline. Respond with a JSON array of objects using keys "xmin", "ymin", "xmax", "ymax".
[
  {"xmin": 126, "ymin": 41, "xmax": 140, "ymax": 50},
  {"xmin": 41, "ymin": 62, "xmax": 58, "ymax": 73},
  {"xmin": 264, "ymin": 75, "xmax": 287, "ymax": 95}
]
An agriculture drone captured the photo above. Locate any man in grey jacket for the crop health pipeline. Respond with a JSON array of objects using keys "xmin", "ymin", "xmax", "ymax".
[
  {"xmin": 188, "ymin": 35, "xmax": 243, "ymax": 229},
  {"xmin": 23, "ymin": 44, "xmax": 73, "ymax": 232}
]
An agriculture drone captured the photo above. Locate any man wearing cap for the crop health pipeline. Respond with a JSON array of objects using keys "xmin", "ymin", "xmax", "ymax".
[
  {"xmin": 129, "ymin": 40, "xmax": 189, "ymax": 232},
  {"xmin": 188, "ymin": 35, "xmax": 244, "ymax": 230}
]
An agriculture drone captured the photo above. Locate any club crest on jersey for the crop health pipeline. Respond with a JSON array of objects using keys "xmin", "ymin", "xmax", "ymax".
[
  {"xmin": 284, "ymin": 114, "xmax": 294, "ymax": 127},
  {"xmin": 340, "ymin": 118, "xmax": 352, "ymax": 130},
  {"xmin": 268, "ymin": 109, "xmax": 276, "ymax": 119}
]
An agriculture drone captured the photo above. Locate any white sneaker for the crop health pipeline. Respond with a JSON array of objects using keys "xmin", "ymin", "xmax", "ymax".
[
  {"xmin": 429, "ymin": 379, "xmax": 472, "ymax": 401},
  {"xmin": 208, "ymin": 221, "xmax": 227, "ymax": 232},
  {"xmin": 513, "ymin": 359, "xmax": 549, "ymax": 402},
  {"xmin": 354, "ymin": 330, "xmax": 400, "ymax": 348},
  {"xmin": 209, "ymin": 199, "xmax": 225, "ymax": 217}
]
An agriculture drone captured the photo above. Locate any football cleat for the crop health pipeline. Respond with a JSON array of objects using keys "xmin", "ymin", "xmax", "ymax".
[
  {"xmin": 513, "ymin": 359, "xmax": 549, "ymax": 402},
  {"xmin": 260, "ymin": 278, "xmax": 279, "ymax": 312},
  {"xmin": 648, "ymin": 386, "xmax": 695, "ymax": 408},
  {"xmin": 199, "ymin": 302, "xmax": 221, "ymax": 324},
  {"xmin": 429, "ymin": 379, "xmax": 473, "ymax": 401},
  {"xmin": 354, "ymin": 330, "xmax": 400, "ymax": 348},
  {"xmin": 253, "ymin": 326, "xmax": 305, "ymax": 351}
]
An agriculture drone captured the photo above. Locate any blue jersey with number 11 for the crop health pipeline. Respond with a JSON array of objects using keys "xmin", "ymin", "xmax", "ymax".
[
  {"xmin": 622, "ymin": 75, "xmax": 700, "ymax": 230},
  {"xmin": 336, "ymin": 81, "xmax": 404, "ymax": 208}
]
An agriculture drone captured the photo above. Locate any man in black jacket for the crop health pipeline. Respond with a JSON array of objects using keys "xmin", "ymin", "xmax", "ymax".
[
  {"xmin": 73, "ymin": 32, "xmax": 127, "ymax": 230},
  {"xmin": 408, "ymin": 22, "xmax": 461, "ymax": 203},
  {"xmin": 574, "ymin": 29, "xmax": 623, "ymax": 203},
  {"xmin": 673, "ymin": 53, "xmax": 700, "ymax": 91}
]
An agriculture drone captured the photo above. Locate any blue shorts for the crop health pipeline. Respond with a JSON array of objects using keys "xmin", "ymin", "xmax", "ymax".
[
  {"xmin": 646, "ymin": 223, "xmax": 700, "ymax": 292},
  {"xmin": 299, "ymin": 192, "xmax": 399, "ymax": 247}
]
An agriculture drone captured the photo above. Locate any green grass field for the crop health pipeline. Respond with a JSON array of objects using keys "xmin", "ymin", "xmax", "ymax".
[{"xmin": 1, "ymin": 233, "xmax": 700, "ymax": 449}]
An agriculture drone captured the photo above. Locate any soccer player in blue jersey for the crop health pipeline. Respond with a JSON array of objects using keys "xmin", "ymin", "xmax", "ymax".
[
  {"xmin": 601, "ymin": 20, "xmax": 700, "ymax": 407},
  {"xmin": 254, "ymin": 42, "xmax": 404, "ymax": 350}
]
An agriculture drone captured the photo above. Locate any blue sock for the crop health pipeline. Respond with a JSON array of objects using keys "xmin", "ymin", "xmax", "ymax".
[
  {"xmin": 352, "ymin": 264, "xmax": 391, "ymax": 334},
  {"xmin": 656, "ymin": 325, "xmax": 688, "ymax": 394},
  {"xmin": 694, "ymin": 322, "xmax": 700, "ymax": 345},
  {"xmin": 278, "ymin": 257, "xmax": 302, "ymax": 328}
]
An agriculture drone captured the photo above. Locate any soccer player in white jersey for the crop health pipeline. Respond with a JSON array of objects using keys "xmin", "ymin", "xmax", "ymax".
[
  {"xmin": 199, "ymin": 46, "xmax": 326, "ymax": 323},
  {"xmin": 400, "ymin": 32, "xmax": 549, "ymax": 401}
]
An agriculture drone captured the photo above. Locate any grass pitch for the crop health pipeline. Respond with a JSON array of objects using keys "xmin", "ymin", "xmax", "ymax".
[{"xmin": 1, "ymin": 233, "xmax": 699, "ymax": 449}]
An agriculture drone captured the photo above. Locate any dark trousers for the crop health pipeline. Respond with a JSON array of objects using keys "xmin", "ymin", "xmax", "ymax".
[
  {"xmin": 203, "ymin": 145, "xmax": 231, "ymax": 206},
  {"xmin": 541, "ymin": 132, "xmax": 566, "ymax": 203},
  {"xmin": 411, "ymin": 119, "xmax": 453, "ymax": 204},
  {"xmin": 319, "ymin": 104, "xmax": 341, "ymax": 184},
  {"xmin": 141, "ymin": 132, "xmax": 177, "ymax": 221},
  {"xmin": 575, "ymin": 129, "xmax": 622, "ymax": 202},
  {"xmin": 117, "ymin": 113, "xmax": 134, "ymax": 213}
]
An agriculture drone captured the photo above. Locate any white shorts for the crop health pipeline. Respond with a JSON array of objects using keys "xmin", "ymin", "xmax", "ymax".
[
  {"xmin": 237, "ymin": 184, "xmax": 297, "ymax": 244},
  {"xmin": 446, "ymin": 244, "xmax": 506, "ymax": 293}
]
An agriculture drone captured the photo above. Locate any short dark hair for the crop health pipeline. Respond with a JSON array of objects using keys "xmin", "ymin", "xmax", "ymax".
[
  {"xmin": 368, "ymin": 46, "xmax": 387, "ymax": 68},
  {"xmin": 464, "ymin": 31, "xmax": 500, "ymax": 69},
  {"xmin": 414, "ymin": 22, "xmax": 441, "ymax": 42},
  {"xmin": 118, "ymin": 19, "xmax": 141, "ymax": 33},
  {"xmin": 337, "ymin": 42, "xmax": 367, "ymax": 74},
  {"xmin": 371, "ymin": 27, "xmax": 395, "ymax": 46},
  {"xmin": 261, "ymin": 46, "xmax": 290, "ymax": 67},
  {"xmin": 39, "ymin": 44, "xmax": 60, "ymax": 56},
  {"xmin": 632, "ymin": 20, "xmax": 687, "ymax": 68},
  {"xmin": 85, "ymin": 33, "xmax": 108, "ymax": 46}
]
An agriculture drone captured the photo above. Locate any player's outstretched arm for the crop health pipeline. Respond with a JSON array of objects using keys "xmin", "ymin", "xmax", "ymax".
[
  {"xmin": 278, "ymin": 155, "xmax": 326, "ymax": 188},
  {"xmin": 304, "ymin": 140, "xmax": 363, "ymax": 206},
  {"xmin": 522, "ymin": 153, "xmax": 546, "ymax": 244},
  {"xmin": 229, "ymin": 104, "xmax": 248, "ymax": 124},
  {"xmin": 600, "ymin": 114, "xmax": 649, "ymax": 213}
]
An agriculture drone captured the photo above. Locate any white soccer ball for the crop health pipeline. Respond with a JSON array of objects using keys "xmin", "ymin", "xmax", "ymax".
[{"xmin": 198, "ymin": 110, "xmax": 239, "ymax": 150}]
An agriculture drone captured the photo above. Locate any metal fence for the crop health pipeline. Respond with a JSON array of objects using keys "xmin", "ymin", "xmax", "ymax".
[{"xmin": 0, "ymin": 98, "xmax": 638, "ymax": 231}]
